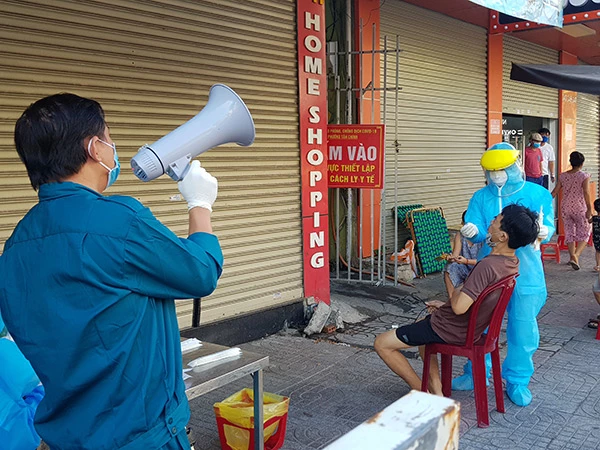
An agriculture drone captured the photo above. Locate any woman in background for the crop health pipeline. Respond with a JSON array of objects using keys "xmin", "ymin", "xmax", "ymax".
[{"xmin": 552, "ymin": 151, "xmax": 593, "ymax": 270}]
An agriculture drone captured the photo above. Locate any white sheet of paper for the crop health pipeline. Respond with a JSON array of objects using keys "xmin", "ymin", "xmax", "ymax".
[{"xmin": 187, "ymin": 347, "xmax": 242, "ymax": 368}]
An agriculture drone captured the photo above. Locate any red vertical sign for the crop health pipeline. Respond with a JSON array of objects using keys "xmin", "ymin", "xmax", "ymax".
[{"xmin": 297, "ymin": 0, "xmax": 330, "ymax": 304}]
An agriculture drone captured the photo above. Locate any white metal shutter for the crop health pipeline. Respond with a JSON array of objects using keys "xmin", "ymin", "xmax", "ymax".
[
  {"xmin": 576, "ymin": 92, "xmax": 600, "ymax": 184},
  {"xmin": 380, "ymin": 1, "xmax": 487, "ymax": 235},
  {"xmin": 503, "ymin": 35, "xmax": 559, "ymax": 117},
  {"xmin": 0, "ymin": 0, "xmax": 303, "ymax": 327}
]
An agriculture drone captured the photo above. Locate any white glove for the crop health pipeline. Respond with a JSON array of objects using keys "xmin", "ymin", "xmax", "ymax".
[
  {"xmin": 177, "ymin": 160, "xmax": 218, "ymax": 212},
  {"xmin": 461, "ymin": 223, "xmax": 479, "ymax": 239},
  {"xmin": 538, "ymin": 224, "xmax": 549, "ymax": 241}
]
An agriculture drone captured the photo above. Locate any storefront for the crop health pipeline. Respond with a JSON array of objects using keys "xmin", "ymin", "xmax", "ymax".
[
  {"xmin": 380, "ymin": 0, "xmax": 488, "ymax": 229},
  {"xmin": 0, "ymin": 0, "xmax": 304, "ymax": 328}
]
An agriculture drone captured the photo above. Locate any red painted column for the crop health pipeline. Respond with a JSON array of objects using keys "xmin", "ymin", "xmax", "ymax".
[
  {"xmin": 487, "ymin": 33, "xmax": 503, "ymax": 148},
  {"xmin": 355, "ymin": 0, "xmax": 382, "ymax": 258},
  {"xmin": 557, "ymin": 51, "xmax": 578, "ymax": 237},
  {"xmin": 298, "ymin": 0, "xmax": 330, "ymax": 304}
]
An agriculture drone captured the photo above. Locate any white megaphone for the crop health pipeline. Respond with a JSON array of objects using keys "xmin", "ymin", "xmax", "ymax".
[{"xmin": 131, "ymin": 84, "xmax": 255, "ymax": 182}]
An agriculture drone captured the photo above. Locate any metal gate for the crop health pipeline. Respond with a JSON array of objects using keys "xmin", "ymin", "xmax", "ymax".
[{"xmin": 327, "ymin": 23, "xmax": 407, "ymax": 287}]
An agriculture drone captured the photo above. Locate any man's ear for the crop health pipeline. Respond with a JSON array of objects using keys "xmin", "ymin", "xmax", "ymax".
[{"xmin": 86, "ymin": 137, "xmax": 100, "ymax": 162}]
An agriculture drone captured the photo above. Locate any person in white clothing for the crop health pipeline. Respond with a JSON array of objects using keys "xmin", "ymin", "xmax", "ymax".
[{"xmin": 539, "ymin": 127, "xmax": 555, "ymax": 190}]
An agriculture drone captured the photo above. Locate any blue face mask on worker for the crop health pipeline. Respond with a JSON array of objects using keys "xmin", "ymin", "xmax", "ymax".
[
  {"xmin": 88, "ymin": 138, "xmax": 121, "ymax": 188},
  {"xmin": 542, "ymin": 136, "xmax": 549, "ymax": 143},
  {"xmin": 532, "ymin": 142, "xmax": 541, "ymax": 148}
]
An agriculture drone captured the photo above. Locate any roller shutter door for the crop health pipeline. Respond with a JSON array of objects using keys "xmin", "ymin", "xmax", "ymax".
[
  {"xmin": 380, "ymin": 0, "xmax": 487, "ymax": 234},
  {"xmin": 576, "ymin": 92, "xmax": 600, "ymax": 184},
  {"xmin": 503, "ymin": 35, "xmax": 559, "ymax": 118},
  {"xmin": 0, "ymin": 0, "xmax": 303, "ymax": 327}
]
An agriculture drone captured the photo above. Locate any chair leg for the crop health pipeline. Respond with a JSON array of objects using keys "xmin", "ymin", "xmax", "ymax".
[
  {"xmin": 421, "ymin": 347, "xmax": 431, "ymax": 392},
  {"xmin": 490, "ymin": 349, "xmax": 505, "ymax": 413},
  {"xmin": 441, "ymin": 354, "xmax": 452, "ymax": 398},
  {"xmin": 472, "ymin": 354, "xmax": 490, "ymax": 428}
]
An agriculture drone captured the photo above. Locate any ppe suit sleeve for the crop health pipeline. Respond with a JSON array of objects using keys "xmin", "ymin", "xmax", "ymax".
[
  {"xmin": 464, "ymin": 191, "xmax": 487, "ymax": 243},
  {"xmin": 124, "ymin": 207, "xmax": 224, "ymax": 300},
  {"xmin": 540, "ymin": 190, "xmax": 555, "ymax": 243}
]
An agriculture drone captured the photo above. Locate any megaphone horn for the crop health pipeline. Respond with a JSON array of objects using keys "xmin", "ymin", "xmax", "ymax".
[{"xmin": 131, "ymin": 84, "xmax": 255, "ymax": 182}]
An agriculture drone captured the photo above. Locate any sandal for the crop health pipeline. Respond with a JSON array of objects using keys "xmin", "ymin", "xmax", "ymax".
[
  {"xmin": 588, "ymin": 319, "xmax": 599, "ymax": 329},
  {"xmin": 569, "ymin": 260, "xmax": 580, "ymax": 270}
]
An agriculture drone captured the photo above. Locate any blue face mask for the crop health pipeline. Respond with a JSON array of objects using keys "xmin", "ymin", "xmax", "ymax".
[
  {"xmin": 88, "ymin": 138, "xmax": 121, "ymax": 189},
  {"xmin": 533, "ymin": 142, "xmax": 541, "ymax": 148},
  {"xmin": 542, "ymin": 136, "xmax": 549, "ymax": 143}
]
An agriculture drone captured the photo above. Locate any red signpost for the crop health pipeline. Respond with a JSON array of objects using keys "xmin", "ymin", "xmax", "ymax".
[{"xmin": 327, "ymin": 124, "xmax": 385, "ymax": 189}]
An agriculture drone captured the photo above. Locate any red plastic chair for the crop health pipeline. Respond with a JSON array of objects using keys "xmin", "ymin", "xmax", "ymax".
[
  {"xmin": 421, "ymin": 274, "xmax": 518, "ymax": 428},
  {"xmin": 540, "ymin": 242, "xmax": 560, "ymax": 263}
]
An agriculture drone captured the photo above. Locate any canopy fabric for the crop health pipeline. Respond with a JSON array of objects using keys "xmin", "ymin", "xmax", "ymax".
[{"xmin": 510, "ymin": 63, "xmax": 600, "ymax": 95}]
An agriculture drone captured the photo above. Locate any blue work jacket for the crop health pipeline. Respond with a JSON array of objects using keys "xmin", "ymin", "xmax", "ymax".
[{"xmin": 0, "ymin": 182, "xmax": 223, "ymax": 449}]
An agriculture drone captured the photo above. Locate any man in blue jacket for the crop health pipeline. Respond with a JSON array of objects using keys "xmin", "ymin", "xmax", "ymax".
[{"xmin": 0, "ymin": 93, "xmax": 223, "ymax": 449}]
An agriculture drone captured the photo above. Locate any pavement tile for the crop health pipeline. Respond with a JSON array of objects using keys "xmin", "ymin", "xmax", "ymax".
[{"xmin": 189, "ymin": 250, "xmax": 600, "ymax": 449}]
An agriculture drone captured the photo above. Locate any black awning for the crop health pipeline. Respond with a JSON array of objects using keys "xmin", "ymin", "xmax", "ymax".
[{"xmin": 510, "ymin": 63, "xmax": 600, "ymax": 95}]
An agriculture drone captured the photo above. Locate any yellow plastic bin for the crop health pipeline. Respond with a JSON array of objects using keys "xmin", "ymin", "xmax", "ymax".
[{"xmin": 213, "ymin": 388, "xmax": 290, "ymax": 450}]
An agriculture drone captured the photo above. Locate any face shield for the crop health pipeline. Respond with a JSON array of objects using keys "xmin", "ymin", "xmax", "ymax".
[{"xmin": 481, "ymin": 145, "xmax": 525, "ymax": 198}]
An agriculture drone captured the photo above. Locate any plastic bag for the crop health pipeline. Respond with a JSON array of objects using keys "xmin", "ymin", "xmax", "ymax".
[
  {"xmin": 213, "ymin": 388, "xmax": 289, "ymax": 450},
  {"xmin": 390, "ymin": 240, "xmax": 418, "ymax": 278}
]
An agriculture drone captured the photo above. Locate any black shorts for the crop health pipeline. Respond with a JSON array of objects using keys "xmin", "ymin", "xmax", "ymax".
[{"xmin": 395, "ymin": 315, "xmax": 446, "ymax": 346}]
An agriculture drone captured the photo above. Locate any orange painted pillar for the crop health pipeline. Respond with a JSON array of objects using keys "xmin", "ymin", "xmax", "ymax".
[
  {"xmin": 487, "ymin": 33, "xmax": 503, "ymax": 147},
  {"xmin": 355, "ymin": 0, "xmax": 382, "ymax": 258},
  {"xmin": 557, "ymin": 51, "xmax": 578, "ymax": 236}
]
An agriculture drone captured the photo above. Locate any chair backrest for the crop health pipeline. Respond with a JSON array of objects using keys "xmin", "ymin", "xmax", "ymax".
[{"xmin": 463, "ymin": 273, "xmax": 519, "ymax": 349}]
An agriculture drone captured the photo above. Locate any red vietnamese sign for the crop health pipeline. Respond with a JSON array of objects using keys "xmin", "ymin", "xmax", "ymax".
[
  {"xmin": 297, "ymin": 0, "xmax": 330, "ymax": 304},
  {"xmin": 327, "ymin": 124, "xmax": 385, "ymax": 188}
]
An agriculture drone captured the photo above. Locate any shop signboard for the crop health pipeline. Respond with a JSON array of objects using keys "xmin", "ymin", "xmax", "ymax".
[
  {"xmin": 297, "ymin": 0, "xmax": 330, "ymax": 304},
  {"xmin": 471, "ymin": 0, "xmax": 562, "ymax": 26},
  {"xmin": 327, "ymin": 124, "xmax": 385, "ymax": 189}
]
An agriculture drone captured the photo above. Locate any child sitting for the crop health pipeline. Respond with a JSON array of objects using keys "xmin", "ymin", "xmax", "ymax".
[
  {"xmin": 374, "ymin": 205, "xmax": 539, "ymax": 396},
  {"xmin": 443, "ymin": 211, "xmax": 483, "ymax": 298}
]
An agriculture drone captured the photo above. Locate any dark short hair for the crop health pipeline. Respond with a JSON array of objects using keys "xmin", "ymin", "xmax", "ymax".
[
  {"xmin": 569, "ymin": 151, "xmax": 585, "ymax": 168},
  {"xmin": 500, "ymin": 204, "xmax": 539, "ymax": 249},
  {"xmin": 594, "ymin": 198, "xmax": 600, "ymax": 214},
  {"xmin": 462, "ymin": 210, "xmax": 467, "ymax": 224},
  {"xmin": 14, "ymin": 93, "xmax": 106, "ymax": 190},
  {"xmin": 538, "ymin": 128, "xmax": 551, "ymax": 135}
]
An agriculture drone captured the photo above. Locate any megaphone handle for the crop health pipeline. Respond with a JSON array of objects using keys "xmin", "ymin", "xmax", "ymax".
[{"xmin": 166, "ymin": 154, "xmax": 192, "ymax": 181}]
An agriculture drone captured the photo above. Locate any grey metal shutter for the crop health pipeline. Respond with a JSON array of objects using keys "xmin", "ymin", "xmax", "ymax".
[
  {"xmin": 380, "ymin": 0, "xmax": 488, "ymax": 235},
  {"xmin": 576, "ymin": 92, "xmax": 600, "ymax": 184},
  {"xmin": 0, "ymin": 0, "xmax": 303, "ymax": 327},
  {"xmin": 503, "ymin": 35, "xmax": 559, "ymax": 118}
]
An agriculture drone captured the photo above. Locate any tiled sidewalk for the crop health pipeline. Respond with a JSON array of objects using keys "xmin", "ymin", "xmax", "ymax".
[{"xmin": 189, "ymin": 249, "xmax": 600, "ymax": 449}]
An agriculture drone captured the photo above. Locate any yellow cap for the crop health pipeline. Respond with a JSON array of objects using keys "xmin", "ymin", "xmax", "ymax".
[{"xmin": 480, "ymin": 149, "xmax": 520, "ymax": 171}]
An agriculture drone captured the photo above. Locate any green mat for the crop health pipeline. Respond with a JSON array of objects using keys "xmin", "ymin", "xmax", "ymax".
[
  {"xmin": 408, "ymin": 208, "xmax": 452, "ymax": 275},
  {"xmin": 395, "ymin": 204, "xmax": 424, "ymax": 227}
]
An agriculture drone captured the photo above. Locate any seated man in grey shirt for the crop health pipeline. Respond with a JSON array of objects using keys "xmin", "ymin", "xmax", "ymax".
[{"xmin": 374, "ymin": 204, "xmax": 539, "ymax": 395}]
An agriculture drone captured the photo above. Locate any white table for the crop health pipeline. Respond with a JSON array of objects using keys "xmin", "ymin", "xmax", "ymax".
[{"xmin": 183, "ymin": 342, "xmax": 269, "ymax": 450}]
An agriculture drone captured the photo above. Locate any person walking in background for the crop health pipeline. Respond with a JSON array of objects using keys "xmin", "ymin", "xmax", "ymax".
[
  {"xmin": 524, "ymin": 133, "xmax": 544, "ymax": 185},
  {"xmin": 589, "ymin": 198, "xmax": 600, "ymax": 272},
  {"xmin": 443, "ymin": 211, "xmax": 483, "ymax": 298},
  {"xmin": 552, "ymin": 151, "xmax": 593, "ymax": 270},
  {"xmin": 538, "ymin": 127, "xmax": 555, "ymax": 190}
]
